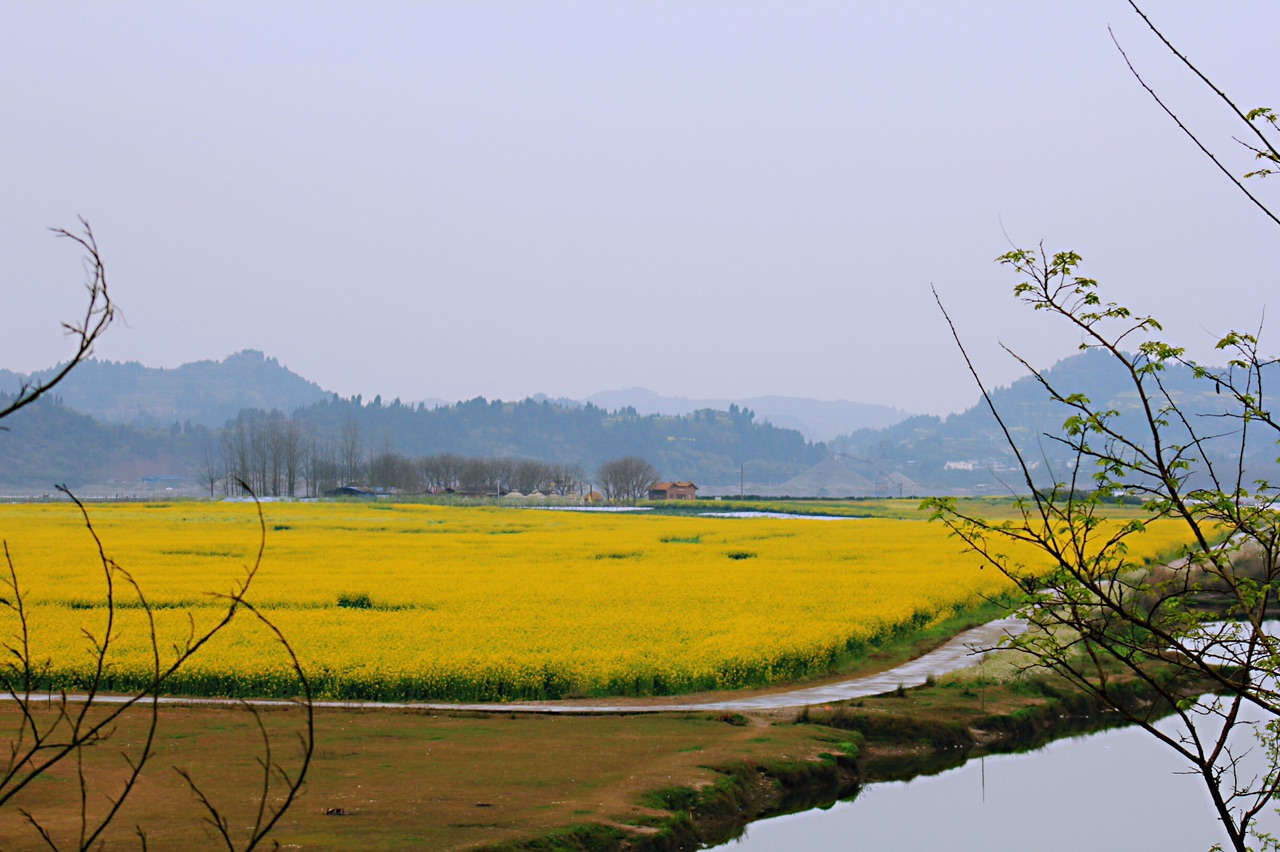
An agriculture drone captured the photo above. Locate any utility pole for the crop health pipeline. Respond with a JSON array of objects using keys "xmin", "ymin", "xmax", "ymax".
[{"xmin": 740, "ymin": 464, "xmax": 744, "ymax": 499}]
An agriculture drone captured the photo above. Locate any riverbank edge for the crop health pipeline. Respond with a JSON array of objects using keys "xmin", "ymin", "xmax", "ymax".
[{"xmin": 479, "ymin": 674, "xmax": 1198, "ymax": 852}]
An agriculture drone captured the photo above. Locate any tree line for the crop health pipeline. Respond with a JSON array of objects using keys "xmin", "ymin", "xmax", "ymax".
[
  {"xmin": 214, "ymin": 409, "xmax": 592, "ymax": 497},
  {"xmin": 0, "ymin": 388, "xmax": 823, "ymax": 491}
]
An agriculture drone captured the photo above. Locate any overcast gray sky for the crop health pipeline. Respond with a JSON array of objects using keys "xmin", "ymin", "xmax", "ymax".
[{"xmin": 2, "ymin": 1, "xmax": 1276, "ymax": 416}]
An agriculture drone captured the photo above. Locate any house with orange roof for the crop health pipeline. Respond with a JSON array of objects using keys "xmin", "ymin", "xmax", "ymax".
[{"xmin": 648, "ymin": 481, "xmax": 698, "ymax": 500}]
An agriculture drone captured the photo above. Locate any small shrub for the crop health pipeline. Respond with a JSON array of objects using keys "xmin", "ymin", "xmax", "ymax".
[
  {"xmin": 824, "ymin": 706, "xmax": 862, "ymax": 729},
  {"xmin": 1008, "ymin": 674, "xmax": 1052, "ymax": 697},
  {"xmin": 337, "ymin": 592, "xmax": 374, "ymax": 610},
  {"xmin": 725, "ymin": 551, "xmax": 757, "ymax": 560}
]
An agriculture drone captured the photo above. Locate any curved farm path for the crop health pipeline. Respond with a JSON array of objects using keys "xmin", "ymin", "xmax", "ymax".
[{"xmin": 14, "ymin": 617, "xmax": 1026, "ymax": 715}]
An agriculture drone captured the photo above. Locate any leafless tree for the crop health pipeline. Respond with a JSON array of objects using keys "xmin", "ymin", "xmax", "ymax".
[
  {"xmin": 368, "ymin": 450, "xmax": 419, "ymax": 491},
  {"xmin": 1, "ymin": 487, "xmax": 312, "ymax": 850},
  {"xmin": 250, "ymin": 412, "xmax": 273, "ymax": 496},
  {"xmin": 222, "ymin": 417, "xmax": 252, "ymax": 496},
  {"xmin": 457, "ymin": 456, "xmax": 498, "ymax": 494},
  {"xmin": 202, "ymin": 444, "xmax": 224, "ymax": 497},
  {"xmin": 418, "ymin": 453, "xmax": 462, "ymax": 493},
  {"xmin": 303, "ymin": 428, "xmax": 339, "ymax": 498},
  {"xmin": 220, "ymin": 412, "xmax": 307, "ymax": 498},
  {"xmin": 489, "ymin": 457, "xmax": 514, "ymax": 494},
  {"xmin": 0, "ymin": 223, "xmax": 312, "ymax": 848},
  {"xmin": 549, "ymin": 462, "xmax": 586, "ymax": 497},
  {"xmin": 511, "ymin": 459, "xmax": 553, "ymax": 494},
  {"xmin": 0, "ymin": 219, "xmax": 114, "ymax": 425},
  {"xmin": 339, "ymin": 414, "xmax": 363, "ymax": 486},
  {"xmin": 596, "ymin": 456, "xmax": 659, "ymax": 504},
  {"xmin": 265, "ymin": 413, "xmax": 288, "ymax": 497},
  {"xmin": 281, "ymin": 417, "xmax": 303, "ymax": 498}
]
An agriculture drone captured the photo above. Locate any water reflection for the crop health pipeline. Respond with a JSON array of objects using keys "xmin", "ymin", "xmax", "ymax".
[{"xmin": 723, "ymin": 714, "xmax": 1280, "ymax": 851}]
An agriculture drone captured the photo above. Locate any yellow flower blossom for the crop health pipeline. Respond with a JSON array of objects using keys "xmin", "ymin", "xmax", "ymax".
[{"xmin": 0, "ymin": 502, "xmax": 1193, "ymax": 701}]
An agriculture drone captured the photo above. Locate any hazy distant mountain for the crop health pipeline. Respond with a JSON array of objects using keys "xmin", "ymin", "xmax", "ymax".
[
  {"xmin": 0, "ymin": 354, "xmax": 828, "ymax": 489},
  {"xmin": 0, "ymin": 393, "xmax": 210, "ymax": 488},
  {"xmin": 833, "ymin": 348, "xmax": 1280, "ymax": 495},
  {"xmin": 0, "ymin": 350, "xmax": 331, "ymax": 428},
  {"xmin": 287, "ymin": 394, "xmax": 824, "ymax": 486},
  {"xmin": 7, "ymin": 346, "xmax": 1273, "ymax": 498},
  {"xmin": 583, "ymin": 388, "xmax": 909, "ymax": 442}
]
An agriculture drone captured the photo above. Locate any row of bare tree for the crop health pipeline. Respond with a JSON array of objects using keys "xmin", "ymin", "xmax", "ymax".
[
  {"xmin": 212, "ymin": 410, "xmax": 593, "ymax": 497},
  {"xmin": 214, "ymin": 410, "xmax": 365, "ymax": 497},
  {"xmin": 368, "ymin": 452, "xmax": 587, "ymax": 496}
]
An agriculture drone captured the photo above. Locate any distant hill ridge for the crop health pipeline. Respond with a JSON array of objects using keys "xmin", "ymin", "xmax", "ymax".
[
  {"xmin": 0, "ymin": 350, "xmax": 330, "ymax": 428},
  {"xmin": 6, "ymin": 347, "xmax": 1273, "ymax": 497},
  {"xmin": 832, "ymin": 347, "xmax": 1280, "ymax": 494},
  {"xmin": 0, "ymin": 352, "xmax": 912, "ymax": 439},
  {"xmin": 0, "ymin": 386, "xmax": 825, "ymax": 490},
  {"xmin": 584, "ymin": 388, "xmax": 909, "ymax": 442}
]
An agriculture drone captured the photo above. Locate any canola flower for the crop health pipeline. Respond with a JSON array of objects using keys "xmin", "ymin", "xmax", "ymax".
[{"xmin": 0, "ymin": 501, "xmax": 1195, "ymax": 701}]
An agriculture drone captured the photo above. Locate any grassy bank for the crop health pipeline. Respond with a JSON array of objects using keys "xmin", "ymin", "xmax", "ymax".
[
  {"xmin": 490, "ymin": 669, "xmax": 1194, "ymax": 852},
  {"xmin": 0, "ymin": 661, "xmax": 1200, "ymax": 851},
  {"xmin": 0, "ymin": 705, "xmax": 835, "ymax": 851}
]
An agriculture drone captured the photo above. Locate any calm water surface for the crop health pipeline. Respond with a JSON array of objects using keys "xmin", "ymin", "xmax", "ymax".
[{"xmin": 721, "ymin": 712, "xmax": 1280, "ymax": 851}]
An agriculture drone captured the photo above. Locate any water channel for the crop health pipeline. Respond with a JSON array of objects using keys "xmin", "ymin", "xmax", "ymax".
[{"xmin": 719, "ymin": 705, "xmax": 1280, "ymax": 851}]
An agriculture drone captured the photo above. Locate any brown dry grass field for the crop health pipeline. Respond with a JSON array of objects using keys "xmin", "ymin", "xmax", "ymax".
[
  {"xmin": 0, "ymin": 665, "xmax": 1095, "ymax": 851},
  {"xmin": 1, "ymin": 703, "xmax": 829, "ymax": 850}
]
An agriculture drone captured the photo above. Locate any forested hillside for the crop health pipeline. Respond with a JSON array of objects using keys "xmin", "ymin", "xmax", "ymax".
[
  {"xmin": 5, "ymin": 348, "xmax": 1274, "ymax": 496},
  {"xmin": 0, "ymin": 391, "xmax": 823, "ymax": 490},
  {"xmin": 0, "ymin": 393, "xmax": 212, "ymax": 488},
  {"xmin": 0, "ymin": 350, "xmax": 329, "ymax": 428},
  {"xmin": 287, "ymin": 395, "xmax": 823, "ymax": 486},
  {"xmin": 834, "ymin": 348, "xmax": 1280, "ymax": 493}
]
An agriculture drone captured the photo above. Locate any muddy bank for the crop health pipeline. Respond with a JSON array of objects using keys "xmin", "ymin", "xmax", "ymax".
[
  {"xmin": 477, "ymin": 753, "xmax": 858, "ymax": 852},
  {"xmin": 481, "ymin": 675, "xmax": 1195, "ymax": 852}
]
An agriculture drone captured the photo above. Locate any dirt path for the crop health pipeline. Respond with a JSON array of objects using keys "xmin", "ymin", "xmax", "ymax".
[{"xmin": 10, "ymin": 616, "xmax": 1025, "ymax": 715}]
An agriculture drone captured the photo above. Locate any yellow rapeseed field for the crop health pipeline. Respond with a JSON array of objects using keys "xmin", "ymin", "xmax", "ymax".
[{"xmin": 0, "ymin": 501, "xmax": 1194, "ymax": 701}]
